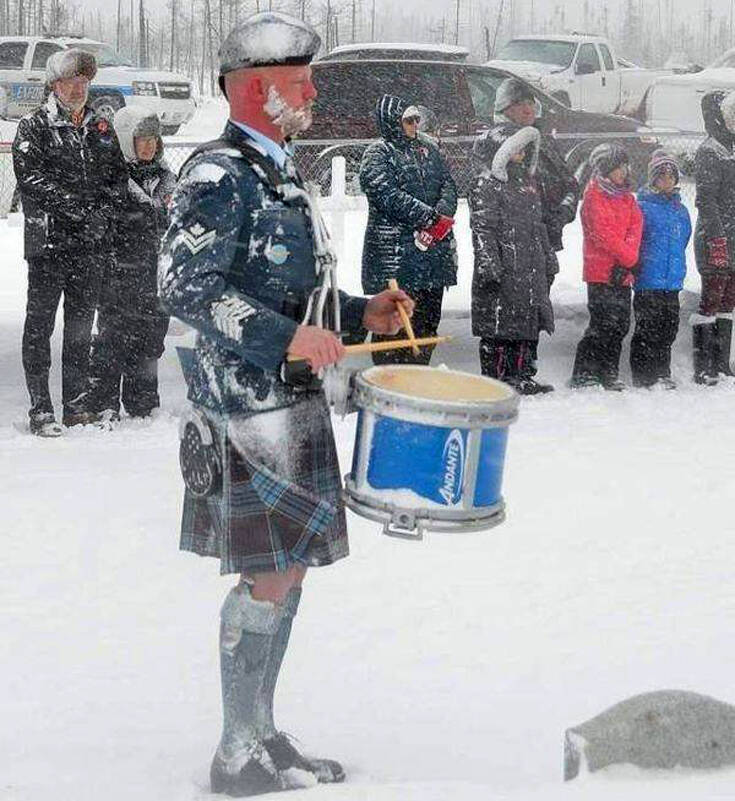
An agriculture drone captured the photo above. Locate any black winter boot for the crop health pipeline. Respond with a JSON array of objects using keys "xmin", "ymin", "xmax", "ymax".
[
  {"xmin": 513, "ymin": 341, "xmax": 554, "ymax": 395},
  {"xmin": 693, "ymin": 323, "xmax": 719, "ymax": 386},
  {"xmin": 210, "ymin": 748, "xmax": 282, "ymax": 797},
  {"xmin": 263, "ymin": 734, "xmax": 345, "ymax": 784},
  {"xmin": 716, "ymin": 316, "xmax": 734, "ymax": 376}
]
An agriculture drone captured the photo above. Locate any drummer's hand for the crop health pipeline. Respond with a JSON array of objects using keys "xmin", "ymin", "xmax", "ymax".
[
  {"xmin": 363, "ymin": 289, "xmax": 415, "ymax": 335},
  {"xmin": 287, "ymin": 325, "xmax": 346, "ymax": 372}
]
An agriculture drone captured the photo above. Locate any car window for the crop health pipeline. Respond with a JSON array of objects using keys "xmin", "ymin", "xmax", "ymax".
[
  {"xmin": 0, "ymin": 41, "xmax": 29, "ymax": 69},
  {"xmin": 495, "ymin": 39, "xmax": 576, "ymax": 69},
  {"xmin": 312, "ymin": 62, "xmax": 463, "ymax": 131},
  {"xmin": 577, "ymin": 43, "xmax": 601, "ymax": 73},
  {"xmin": 466, "ymin": 70, "xmax": 506, "ymax": 121},
  {"xmin": 599, "ymin": 44, "xmax": 615, "ymax": 71},
  {"xmin": 31, "ymin": 42, "xmax": 64, "ymax": 70}
]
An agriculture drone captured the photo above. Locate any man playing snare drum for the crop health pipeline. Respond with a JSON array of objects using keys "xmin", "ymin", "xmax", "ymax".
[{"xmin": 158, "ymin": 12, "xmax": 413, "ymax": 797}]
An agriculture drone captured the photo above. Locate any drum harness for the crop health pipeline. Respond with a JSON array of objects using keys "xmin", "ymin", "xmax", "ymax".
[{"xmin": 178, "ymin": 138, "xmax": 345, "ymax": 498}]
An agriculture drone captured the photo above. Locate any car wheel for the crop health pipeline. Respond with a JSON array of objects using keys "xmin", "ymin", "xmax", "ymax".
[
  {"xmin": 161, "ymin": 124, "xmax": 181, "ymax": 136},
  {"xmin": 552, "ymin": 91, "xmax": 571, "ymax": 108},
  {"xmin": 91, "ymin": 94, "xmax": 124, "ymax": 121}
]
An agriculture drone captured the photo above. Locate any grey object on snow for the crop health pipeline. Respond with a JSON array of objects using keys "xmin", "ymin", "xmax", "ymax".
[
  {"xmin": 564, "ymin": 690, "xmax": 735, "ymax": 780},
  {"xmin": 45, "ymin": 48, "xmax": 97, "ymax": 86},
  {"xmin": 218, "ymin": 11, "xmax": 321, "ymax": 75}
]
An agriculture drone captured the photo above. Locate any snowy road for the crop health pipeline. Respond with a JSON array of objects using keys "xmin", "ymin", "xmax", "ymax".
[{"xmin": 3, "ymin": 204, "xmax": 735, "ymax": 801}]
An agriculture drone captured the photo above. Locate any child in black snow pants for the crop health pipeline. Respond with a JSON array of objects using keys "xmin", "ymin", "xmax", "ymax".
[
  {"xmin": 470, "ymin": 124, "xmax": 556, "ymax": 395},
  {"xmin": 76, "ymin": 109, "xmax": 175, "ymax": 422},
  {"xmin": 630, "ymin": 151, "xmax": 692, "ymax": 389}
]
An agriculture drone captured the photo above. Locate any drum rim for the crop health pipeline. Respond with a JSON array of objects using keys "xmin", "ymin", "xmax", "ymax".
[{"xmin": 354, "ymin": 365, "xmax": 520, "ymax": 425}]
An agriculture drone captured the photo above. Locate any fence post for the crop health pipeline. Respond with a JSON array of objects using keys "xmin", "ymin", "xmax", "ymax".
[{"xmin": 330, "ymin": 155, "xmax": 346, "ymax": 199}]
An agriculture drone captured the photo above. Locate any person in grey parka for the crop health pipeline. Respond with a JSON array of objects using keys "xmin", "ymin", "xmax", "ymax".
[
  {"xmin": 470, "ymin": 124, "xmax": 556, "ymax": 394},
  {"xmin": 359, "ymin": 94, "xmax": 458, "ymax": 365}
]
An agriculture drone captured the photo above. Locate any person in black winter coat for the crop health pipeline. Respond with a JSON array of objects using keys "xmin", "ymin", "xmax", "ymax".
[
  {"xmin": 470, "ymin": 124, "xmax": 556, "ymax": 394},
  {"xmin": 12, "ymin": 49, "xmax": 128, "ymax": 436},
  {"xmin": 691, "ymin": 89, "xmax": 735, "ymax": 384},
  {"xmin": 359, "ymin": 94, "xmax": 458, "ymax": 365},
  {"xmin": 77, "ymin": 108, "xmax": 175, "ymax": 421}
]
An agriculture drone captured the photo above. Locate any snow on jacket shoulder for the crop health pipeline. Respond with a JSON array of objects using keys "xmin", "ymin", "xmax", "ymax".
[
  {"xmin": 634, "ymin": 189, "xmax": 692, "ymax": 292},
  {"xmin": 581, "ymin": 179, "xmax": 643, "ymax": 286}
]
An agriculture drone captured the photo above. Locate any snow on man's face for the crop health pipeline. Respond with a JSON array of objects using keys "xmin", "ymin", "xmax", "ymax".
[
  {"xmin": 262, "ymin": 65, "xmax": 317, "ymax": 137},
  {"xmin": 53, "ymin": 76, "xmax": 89, "ymax": 112}
]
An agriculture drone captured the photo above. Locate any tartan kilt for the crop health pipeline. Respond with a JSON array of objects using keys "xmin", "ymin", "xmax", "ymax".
[{"xmin": 179, "ymin": 395, "xmax": 349, "ymax": 575}]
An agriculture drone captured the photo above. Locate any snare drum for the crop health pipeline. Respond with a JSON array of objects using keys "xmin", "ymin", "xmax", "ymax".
[{"xmin": 344, "ymin": 365, "xmax": 519, "ymax": 539}]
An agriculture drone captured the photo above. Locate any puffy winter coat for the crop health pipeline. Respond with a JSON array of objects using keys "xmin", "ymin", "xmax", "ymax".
[
  {"xmin": 470, "ymin": 125, "xmax": 556, "ymax": 341},
  {"xmin": 694, "ymin": 90, "xmax": 735, "ymax": 275},
  {"xmin": 580, "ymin": 179, "xmax": 643, "ymax": 286},
  {"xmin": 359, "ymin": 94, "xmax": 458, "ymax": 294},
  {"xmin": 159, "ymin": 122, "xmax": 367, "ymax": 416},
  {"xmin": 634, "ymin": 189, "xmax": 692, "ymax": 292},
  {"xmin": 476, "ymin": 122, "xmax": 579, "ymax": 252},
  {"xmin": 12, "ymin": 94, "xmax": 129, "ymax": 259}
]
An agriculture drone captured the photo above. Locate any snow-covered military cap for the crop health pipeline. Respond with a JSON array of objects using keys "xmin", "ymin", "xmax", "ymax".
[
  {"xmin": 46, "ymin": 48, "xmax": 97, "ymax": 86},
  {"xmin": 219, "ymin": 11, "xmax": 321, "ymax": 76}
]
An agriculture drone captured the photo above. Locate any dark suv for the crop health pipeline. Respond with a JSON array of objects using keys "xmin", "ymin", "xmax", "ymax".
[{"xmin": 294, "ymin": 55, "xmax": 659, "ymax": 194}]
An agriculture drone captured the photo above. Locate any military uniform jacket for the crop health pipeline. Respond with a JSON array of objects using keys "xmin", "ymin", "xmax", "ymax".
[
  {"xmin": 159, "ymin": 122, "xmax": 368, "ymax": 416},
  {"xmin": 12, "ymin": 94, "xmax": 129, "ymax": 259}
]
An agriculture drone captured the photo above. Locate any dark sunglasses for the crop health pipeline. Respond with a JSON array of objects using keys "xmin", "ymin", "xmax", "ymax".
[{"xmin": 403, "ymin": 115, "xmax": 421, "ymax": 124}]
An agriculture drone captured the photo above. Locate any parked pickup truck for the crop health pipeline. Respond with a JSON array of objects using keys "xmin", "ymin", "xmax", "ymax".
[
  {"xmin": 0, "ymin": 35, "xmax": 196, "ymax": 134},
  {"xmin": 486, "ymin": 34, "xmax": 674, "ymax": 117}
]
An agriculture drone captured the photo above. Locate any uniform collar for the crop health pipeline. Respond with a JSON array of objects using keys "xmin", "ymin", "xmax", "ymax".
[{"xmin": 229, "ymin": 120, "xmax": 289, "ymax": 169}]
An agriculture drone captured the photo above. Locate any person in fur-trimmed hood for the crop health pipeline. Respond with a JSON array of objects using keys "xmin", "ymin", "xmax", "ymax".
[
  {"xmin": 691, "ymin": 89, "xmax": 735, "ymax": 384},
  {"xmin": 569, "ymin": 143, "xmax": 643, "ymax": 391},
  {"xmin": 12, "ymin": 48, "xmax": 128, "ymax": 436},
  {"xmin": 470, "ymin": 123, "xmax": 557, "ymax": 394},
  {"xmin": 359, "ymin": 94, "xmax": 458, "ymax": 365},
  {"xmin": 74, "ymin": 108, "xmax": 176, "ymax": 421}
]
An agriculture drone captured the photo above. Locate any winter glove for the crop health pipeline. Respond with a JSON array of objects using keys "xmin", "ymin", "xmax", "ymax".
[
  {"xmin": 609, "ymin": 265, "xmax": 629, "ymax": 287},
  {"xmin": 706, "ymin": 237, "xmax": 729, "ymax": 269},
  {"xmin": 426, "ymin": 215, "xmax": 454, "ymax": 241}
]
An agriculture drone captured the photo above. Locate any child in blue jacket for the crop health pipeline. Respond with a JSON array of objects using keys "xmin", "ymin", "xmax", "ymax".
[{"xmin": 630, "ymin": 150, "xmax": 692, "ymax": 388}]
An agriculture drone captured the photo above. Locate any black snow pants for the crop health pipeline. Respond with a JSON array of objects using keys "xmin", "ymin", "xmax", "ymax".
[
  {"xmin": 371, "ymin": 286, "xmax": 444, "ymax": 366},
  {"xmin": 86, "ymin": 261, "xmax": 169, "ymax": 417},
  {"xmin": 629, "ymin": 290, "xmax": 680, "ymax": 386},
  {"xmin": 22, "ymin": 253, "xmax": 103, "ymax": 423},
  {"xmin": 572, "ymin": 283, "xmax": 632, "ymax": 384},
  {"xmin": 479, "ymin": 338, "xmax": 538, "ymax": 382}
]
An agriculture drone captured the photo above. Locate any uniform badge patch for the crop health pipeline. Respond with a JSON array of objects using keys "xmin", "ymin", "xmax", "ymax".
[
  {"xmin": 266, "ymin": 242, "xmax": 290, "ymax": 265},
  {"xmin": 181, "ymin": 222, "xmax": 216, "ymax": 255}
]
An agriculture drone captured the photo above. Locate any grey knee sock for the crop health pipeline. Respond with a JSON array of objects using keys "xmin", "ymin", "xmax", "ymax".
[
  {"xmin": 259, "ymin": 586, "xmax": 302, "ymax": 739},
  {"xmin": 217, "ymin": 581, "xmax": 285, "ymax": 771}
]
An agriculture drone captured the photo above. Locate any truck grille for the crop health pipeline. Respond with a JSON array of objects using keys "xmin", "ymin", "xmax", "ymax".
[{"xmin": 158, "ymin": 82, "xmax": 191, "ymax": 99}]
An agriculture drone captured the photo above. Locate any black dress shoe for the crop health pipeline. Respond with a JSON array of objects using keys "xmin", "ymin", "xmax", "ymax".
[{"xmin": 264, "ymin": 733, "xmax": 345, "ymax": 784}]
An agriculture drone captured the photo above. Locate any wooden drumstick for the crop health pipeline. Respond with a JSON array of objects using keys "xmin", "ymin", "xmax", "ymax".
[
  {"xmin": 345, "ymin": 335, "xmax": 451, "ymax": 355},
  {"xmin": 387, "ymin": 278, "xmax": 420, "ymax": 355},
  {"xmin": 286, "ymin": 336, "xmax": 451, "ymax": 362}
]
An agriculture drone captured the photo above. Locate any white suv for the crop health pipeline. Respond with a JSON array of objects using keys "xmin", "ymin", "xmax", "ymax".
[{"xmin": 0, "ymin": 35, "xmax": 196, "ymax": 134}]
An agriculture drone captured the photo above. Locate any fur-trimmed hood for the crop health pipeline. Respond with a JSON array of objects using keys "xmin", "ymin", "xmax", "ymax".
[
  {"xmin": 113, "ymin": 106, "xmax": 163, "ymax": 163},
  {"xmin": 488, "ymin": 124, "xmax": 540, "ymax": 182}
]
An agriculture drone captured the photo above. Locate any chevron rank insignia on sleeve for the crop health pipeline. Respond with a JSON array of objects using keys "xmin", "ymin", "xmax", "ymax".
[{"xmin": 181, "ymin": 222, "xmax": 217, "ymax": 255}]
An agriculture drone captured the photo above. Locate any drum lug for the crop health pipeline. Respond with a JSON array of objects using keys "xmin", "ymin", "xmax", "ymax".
[{"xmin": 383, "ymin": 512, "xmax": 424, "ymax": 541}]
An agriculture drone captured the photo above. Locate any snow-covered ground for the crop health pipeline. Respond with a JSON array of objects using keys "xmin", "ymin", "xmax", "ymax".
[{"xmin": 4, "ymin": 180, "xmax": 735, "ymax": 801}]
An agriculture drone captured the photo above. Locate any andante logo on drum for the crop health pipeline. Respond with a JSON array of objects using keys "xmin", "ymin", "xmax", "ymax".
[{"xmin": 439, "ymin": 429, "xmax": 465, "ymax": 505}]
